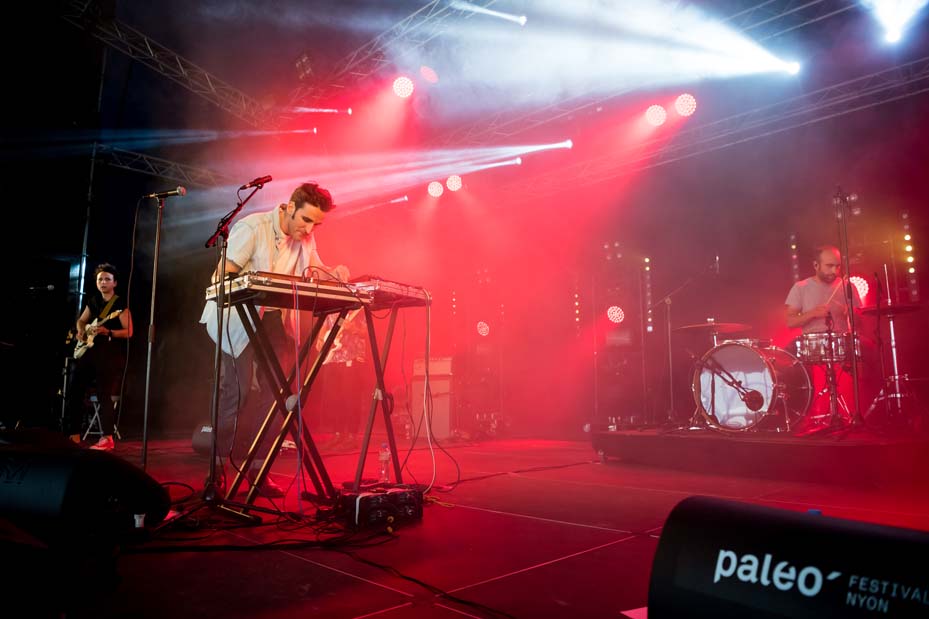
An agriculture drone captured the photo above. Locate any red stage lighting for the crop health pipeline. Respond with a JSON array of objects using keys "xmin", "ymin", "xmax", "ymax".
[
  {"xmin": 645, "ymin": 104, "xmax": 667, "ymax": 127},
  {"xmin": 607, "ymin": 306, "xmax": 625, "ymax": 324},
  {"xmin": 476, "ymin": 321, "xmax": 490, "ymax": 337},
  {"xmin": 427, "ymin": 181, "xmax": 444, "ymax": 197},
  {"xmin": 393, "ymin": 76, "xmax": 414, "ymax": 98},
  {"xmin": 419, "ymin": 65, "xmax": 439, "ymax": 84},
  {"xmin": 446, "ymin": 175, "xmax": 462, "ymax": 191},
  {"xmin": 675, "ymin": 93, "xmax": 697, "ymax": 117},
  {"xmin": 849, "ymin": 275, "xmax": 869, "ymax": 300}
]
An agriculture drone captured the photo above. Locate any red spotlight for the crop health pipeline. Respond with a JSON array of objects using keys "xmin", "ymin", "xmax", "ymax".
[
  {"xmin": 645, "ymin": 104, "xmax": 667, "ymax": 127},
  {"xmin": 427, "ymin": 181, "xmax": 444, "ymax": 197},
  {"xmin": 675, "ymin": 93, "xmax": 697, "ymax": 117},
  {"xmin": 446, "ymin": 175, "xmax": 462, "ymax": 191},
  {"xmin": 476, "ymin": 321, "xmax": 490, "ymax": 337},
  {"xmin": 393, "ymin": 76, "xmax": 414, "ymax": 98},
  {"xmin": 607, "ymin": 306, "xmax": 625, "ymax": 324},
  {"xmin": 849, "ymin": 275, "xmax": 869, "ymax": 300},
  {"xmin": 419, "ymin": 65, "xmax": 439, "ymax": 84}
]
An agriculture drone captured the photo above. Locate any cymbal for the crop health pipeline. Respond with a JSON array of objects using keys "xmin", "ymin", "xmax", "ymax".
[
  {"xmin": 674, "ymin": 322, "xmax": 752, "ymax": 334},
  {"xmin": 860, "ymin": 303, "xmax": 922, "ymax": 317}
]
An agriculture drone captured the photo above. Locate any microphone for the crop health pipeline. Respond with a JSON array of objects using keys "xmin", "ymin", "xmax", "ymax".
[
  {"xmin": 742, "ymin": 389, "xmax": 765, "ymax": 412},
  {"xmin": 239, "ymin": 175, "xmax": 272, "ymax": 190},
  {"xmin": 143, "ymin": 186, "xmax": 187, "ymax": 199},
  {"xmin": 27, "ymin": 284, "xmax": 55, "ymax": 291}
]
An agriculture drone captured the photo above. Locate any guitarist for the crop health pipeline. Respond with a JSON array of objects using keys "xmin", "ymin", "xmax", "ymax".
[{"xmin": 63, "ymin": 263, "xmax": 133, "ymax": 450}]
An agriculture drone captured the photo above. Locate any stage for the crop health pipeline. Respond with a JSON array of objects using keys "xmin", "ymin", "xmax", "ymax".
[{"xmin": 9, "ymin": 431, "xmax": 928, "ymax": 618}]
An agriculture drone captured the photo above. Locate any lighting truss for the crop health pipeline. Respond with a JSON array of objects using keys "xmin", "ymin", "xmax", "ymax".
[
  {"xmin": 280, "ymin": 0, "xmax": 500, "ymax": 118},
  {"xmin": 100, "ymin": 145, "xmax": 235, "ymax": 188},
  {"xmin": 61, "ymin": 0, "xmax": 275, "ymax": 129},
  {"xmin": 503, "ymin": 54, "xmax": 929, "ymax": 198},
  {"xmin": 438, "ymin": 0, "xmax": 861, "ymax": 146}
]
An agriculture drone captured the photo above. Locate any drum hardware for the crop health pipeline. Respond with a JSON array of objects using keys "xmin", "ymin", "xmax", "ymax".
[
  {"xmin": 832, "ymin": 186, "xmax": 864, "ymax": 424},
  {"xmin": 687, "ymin": 352, "xmax": 764, "ymax": 429},
  {"xmin": 689, "ymin": 341, "xmax": 812, "ymax": 433},
  {"xmin": 861, "ymin": 266, "xmax": 925, "ymax": 430},
  {"xmin": 647, "ymin": 260, "xmax": 723, "ymax": 423}
]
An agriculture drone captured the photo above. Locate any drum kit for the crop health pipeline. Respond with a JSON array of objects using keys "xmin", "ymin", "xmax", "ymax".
[{"xmin": 678, "ymin": 303, "xmax": 924, "ymax": 435}]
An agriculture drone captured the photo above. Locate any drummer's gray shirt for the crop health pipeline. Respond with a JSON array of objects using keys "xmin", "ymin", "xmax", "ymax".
[{"xmin": 785, "ymin": 276, "xmax": 861, "ymax": 334}]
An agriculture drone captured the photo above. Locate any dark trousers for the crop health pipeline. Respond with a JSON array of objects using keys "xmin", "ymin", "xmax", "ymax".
[
  {"xmin": 63, "ymin": 342, "xmax": 124, "ymax": 436},
  {"xmin": 216, "ymin": 312, "xmax": 294, "ymax": 464}
]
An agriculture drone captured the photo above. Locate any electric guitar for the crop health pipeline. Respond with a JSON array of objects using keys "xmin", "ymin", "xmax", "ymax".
[{"xmin": 73, "ymin": 310, "xmax": 123, "ymax": 359}]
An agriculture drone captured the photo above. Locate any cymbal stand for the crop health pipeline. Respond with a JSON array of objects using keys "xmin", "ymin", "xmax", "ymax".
[
  {"xmin": 832, "ymin": 186, "xmax": 864, "ymax": 425},
  {"xmin": 865, "ymin": 264, "xmax": 924, "ymax": 430},
  {"xmin": 649, "ymin": 259, "xmax": 716, "ymax": 424}
]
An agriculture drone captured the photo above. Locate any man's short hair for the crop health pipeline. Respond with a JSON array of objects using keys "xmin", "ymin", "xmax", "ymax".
[
  {"xmin": 291, "ymin": 182, "xmax": 336, "ymax": 212},
  {"xmin": 813, "ymin": 245, "xmax": 840, "ymax": 263}
]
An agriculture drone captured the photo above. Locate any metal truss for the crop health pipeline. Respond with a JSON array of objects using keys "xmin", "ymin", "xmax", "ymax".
[
  {"xmin": 503, "ymin": 55, "xmax": 929, "ymax": 198},
  {"xmin": 100, "ymin": 145, "xmax": 234, "ymax": 188},
  {"xmin": 61, "ymin": 0, "xmax": 275, "ymax": 129},
  {"xmin": 281, "ymin": 0, "xmax": 500, "ymax": 116},
  {"xmin": 438, "ymin": 0, "xmax": 861, "ymax": 146}
]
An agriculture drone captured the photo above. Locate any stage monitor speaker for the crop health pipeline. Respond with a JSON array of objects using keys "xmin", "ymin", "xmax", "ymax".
[
  {"xmin": 0, "ymin": 429, "xmax": 170, "ymax": 545},
  {"xmin": 649, "ymin": 496, "xmax": 929, "ymax": 618}
]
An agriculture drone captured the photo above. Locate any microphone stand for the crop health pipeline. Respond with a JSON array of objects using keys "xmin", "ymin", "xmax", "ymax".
[
  {"xmin": 140, "ymin": 196, "xmax": 166, "ymax": 470},
  {"xmin": 157, "ymin": 185, "xmax": 278, "ymax": 529},
  {"xmin": 832, "ymin": 187, "xmax": 864, "ymax": 427}
]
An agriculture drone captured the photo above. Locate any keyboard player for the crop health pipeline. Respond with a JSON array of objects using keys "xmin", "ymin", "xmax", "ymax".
[{"xmin": 199, "ymin": 182, "xmax": 350, "ymax": 496}]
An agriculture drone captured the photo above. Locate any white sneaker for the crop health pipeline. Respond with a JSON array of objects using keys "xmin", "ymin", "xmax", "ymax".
[{"xmin": 89, "ymin": 435, "xmax": 115, "ymax": 451}]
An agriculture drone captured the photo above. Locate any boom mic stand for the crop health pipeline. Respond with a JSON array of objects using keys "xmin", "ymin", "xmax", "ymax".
[
  {"xmin": 649, "ymin": 258, "xmax": 718, "ymax": 425},
  {"xmin": 158, "ymin": 182, "xmax": 279, "ymax": 529}
]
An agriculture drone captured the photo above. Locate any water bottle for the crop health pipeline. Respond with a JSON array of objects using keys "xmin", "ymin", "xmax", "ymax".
[{"xmin": 378, "ymin": 442, "xmax": 391, "ymax": 484}]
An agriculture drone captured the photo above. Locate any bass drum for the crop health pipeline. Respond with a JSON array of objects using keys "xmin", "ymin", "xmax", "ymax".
[{"xmin": 692, "ymin": 342, "xmax": 812, "ymax": 432}]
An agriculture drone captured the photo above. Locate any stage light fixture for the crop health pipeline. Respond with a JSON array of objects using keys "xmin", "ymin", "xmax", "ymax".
[
  {"xmin": 645, "ymin": 105, "xmax": 667, "ymax": 127},
  {"xmin": 420, "ymin": 65, "xmax": 439, "ymax": 84},
  {"xmin": 446, "ymin": 175, "xmax": 463, "ymax": 191},
  {"xmin": 476, "ymin": 321, "xmax": 490, "ymax": 337},
  {"xmin": 427, "ymin": 181, "xmax": 444, "ymax": 197},
  {"xmin": 785, "ymin": 62, "xmax": 801, "ymax": 75},
  {"xmin": 849, "ymin": 276, "xmax": 869, "ymax": 300},
  {"xmin": 864, "ymin": 0, "xmax": 928, "ymax": 44},
  {"xmin": 906, "ymin": 245, "xmax": 913, "ymax": 252},
  {"xmin": 675, "ymin": 93, "xmax": 697, "ymax": 117},
  {"xmin": 905, "ymin": 233, "xmax": 912, "ymax": 241},
  {"xmin": 393, "ymin": 76, "xmax": 415, "ymax": 98},
  {"xmin": 607, "ymin": 306, "xmax": 625, "ymax": 324},
  {"xmin": 908, "ymin": 256, "xmax": 915, "ymax": 263}
]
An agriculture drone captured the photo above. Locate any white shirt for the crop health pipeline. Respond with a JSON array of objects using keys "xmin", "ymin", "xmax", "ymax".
[{"xmin": 200, "ymin": 207, "xmax": 324, "ymax": 357}]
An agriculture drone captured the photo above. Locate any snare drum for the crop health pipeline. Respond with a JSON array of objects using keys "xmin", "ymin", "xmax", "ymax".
[
  {"xmin": 692, "ymin": 341, "xmax": 811, "ymax": 432},
  {"xmin": 794, "ymin": 332, "xmax": 860, "ymax": 365},
  {"xmin": 721, "ymin": 338, "xmax": 772, "ymax": 348}
]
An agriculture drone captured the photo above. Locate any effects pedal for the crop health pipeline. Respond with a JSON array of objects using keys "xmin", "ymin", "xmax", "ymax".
[{"xmin": 337, "ymin": 485, "xmax": 424, "ymax": 530}]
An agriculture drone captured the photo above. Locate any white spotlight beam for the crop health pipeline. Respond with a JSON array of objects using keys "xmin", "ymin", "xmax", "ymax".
[
  {"xmin": 438, "ymin": 0, "xmax": 857, "ymax": 147},
  {"xmin": 100, "ymin": 146, "xmax": 235, "ymax": 188},
  {"xmin": 504, "ymin": 54, "xmax": 929, "ymax": 198},
  {"xmin": 281, "ymin": 0, "xmax": 500, "ymax": 117},
  {"xmin": 862, "ymin": 0, "xmax": 929, "ymax": 43},
  {"xmin": 449, "ymin": 1, "xmax": 526, "ymax": 25}
]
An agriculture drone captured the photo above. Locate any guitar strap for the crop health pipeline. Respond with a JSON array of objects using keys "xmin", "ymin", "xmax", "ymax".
[{"xmin": 98, "ymin": 295, "xmax": 118, "ymax": 320}]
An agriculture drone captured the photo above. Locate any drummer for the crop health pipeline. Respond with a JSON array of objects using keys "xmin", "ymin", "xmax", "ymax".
[
  {"xmin": 785, "ymin": 245, "xmax": 861, "ymax": 333},
  {"xmin": 785, "ymin": 245, "xmax": 877, "ymax": 423}
]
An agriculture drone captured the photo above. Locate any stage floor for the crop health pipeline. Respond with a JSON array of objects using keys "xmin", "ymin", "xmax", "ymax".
[{"xmin": 18, "ymin": 432, "xmax": 929, "ymax": 618}]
